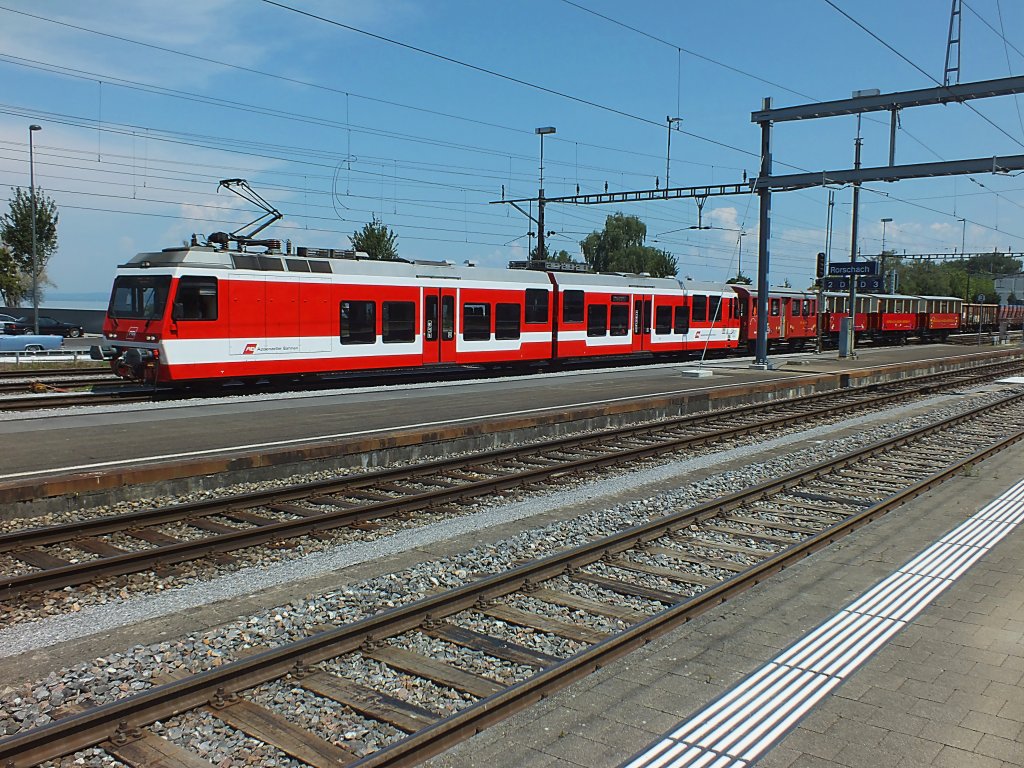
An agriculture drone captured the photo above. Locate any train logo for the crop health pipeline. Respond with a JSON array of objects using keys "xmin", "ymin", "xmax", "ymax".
[
  {"xmin": 242, "ymin": 343, "xmax": 258, "ymax": 355},
  {"xmin": 126, "ymin": 326, "xmax": 138, "ymax": 339}
]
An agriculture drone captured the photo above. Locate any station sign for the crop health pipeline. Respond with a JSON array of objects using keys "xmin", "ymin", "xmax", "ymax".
[
  {"xmin": 827, "ymin": 261, "xmax": 879, "ymax": 276},
  {"xmin": 822, "ymin": 276, "xmax": 885, "ymax": 292}
]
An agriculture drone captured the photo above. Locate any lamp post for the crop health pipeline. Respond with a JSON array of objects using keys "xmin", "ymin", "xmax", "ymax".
[
  {"xmin": 535, "ymin": 126, "xmax": 555, "ymax": 265},
  {"xmin": 665, "ymin": 117, "xmax": 682, "ymax": 193},
  {"xmin": 880, "ymin": 217, "xmax": 892, "ymax": 291},
  {"xmin": 29, "ymin": 124, "xmax": 41, "ymax": 335}
]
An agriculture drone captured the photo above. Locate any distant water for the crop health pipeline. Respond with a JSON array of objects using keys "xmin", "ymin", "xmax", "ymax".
[{"xmin": 42, "ymin": 299, "xmax": 108, "ymax": 311}]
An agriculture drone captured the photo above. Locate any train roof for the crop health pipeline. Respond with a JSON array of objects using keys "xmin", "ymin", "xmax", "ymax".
[
  {"xmin": 732, "ymin": 285, "xmax": 815, "ymax": 297},
  {"xmin": 120, "ymin": 246, "xmax": 554, "ymax": 286},
  {"xmin": 679, "ymin": 280, "xmax": 735, "ymax": 294}
]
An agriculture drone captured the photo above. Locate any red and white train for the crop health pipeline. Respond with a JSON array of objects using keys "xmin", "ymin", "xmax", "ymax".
[{"xmin": 102, "ymin": 243, "xmax": 966, "ymax": 385}]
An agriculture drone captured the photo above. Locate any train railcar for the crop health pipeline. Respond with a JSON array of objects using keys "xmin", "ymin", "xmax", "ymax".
[
  {"xmin": 918, "ymin": 296, "xmax": 961, "ymax": 341},
  {"xmin": 105, "ymin": 246, "xmax": 557, "ymax": 384},
  {"xmin": 868, "ymin": 294, "xmax": 922, "ymax": 343},
  {"xmin": 961, "ymin": 303, "xmax": 1024, "ymax": 333},
  {"xmin": 103, "ymin": 237, "xmax": 977, "ymax": 385},
  {"xmin": 961, "ymin": 303, "xmax": 998, "ymax": 331},
  {"xmin": 732, "ymin": 286, "xmax": 817, "ymax": 351},
  {"xmin": 542, "ymin": 274, "xmax": 741, "ymax": 359}
]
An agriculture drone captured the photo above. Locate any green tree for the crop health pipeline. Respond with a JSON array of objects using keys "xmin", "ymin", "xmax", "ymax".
[
  {"xmin": 726, "ymin": 274, "xmax": 752, "ymax": 285},
  {"xmin": 580, "ymin": 213, "xmax": 678, "ymax": 277},
  {"xmin": 351, "ymin": 216, "xmax": 398, "ymax": 260},
  {"xmin": 0, "ymin": 187, "xmax": 58, "ymax": 306}
]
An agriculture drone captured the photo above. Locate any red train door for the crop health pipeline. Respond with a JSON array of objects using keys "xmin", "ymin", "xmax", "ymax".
[
  {"xmin": 423, "ymin": 288, "xmax": 457, "ymax": 364},
  {"xmin": 632, "ymin": 295, "xmax": 652, "ymax": 352}
]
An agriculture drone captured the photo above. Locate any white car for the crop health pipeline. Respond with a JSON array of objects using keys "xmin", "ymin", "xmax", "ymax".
[{"xmin": 0, "ymin": 333, "xmax": 63, "ymax": 352}]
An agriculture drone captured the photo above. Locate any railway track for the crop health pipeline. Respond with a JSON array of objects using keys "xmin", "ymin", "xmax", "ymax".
[
  {"xmin": 2, "ymin": 385, "xmax": 1022, "ymax": 767},
  {"xmin": 1, "ymin": 359, "xmax": 1020, "ymax": 605}
]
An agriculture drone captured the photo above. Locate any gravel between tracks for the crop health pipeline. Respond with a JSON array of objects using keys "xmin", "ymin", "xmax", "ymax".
[{"xmin": 2, "ymin": 386, "xmax": 1021, "ymax": 760}]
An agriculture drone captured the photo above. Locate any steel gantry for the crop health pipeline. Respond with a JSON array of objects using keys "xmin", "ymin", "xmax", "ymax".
[
  {"xmin": 750, "ymin": 74, "xmax": 1024, "ymax": 367},
  {"xmin": 493, "ymin": 181, "xmax": 754, "ymax": 263}
]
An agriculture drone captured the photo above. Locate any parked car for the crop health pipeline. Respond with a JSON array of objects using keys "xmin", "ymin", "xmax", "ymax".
[
  {"xmin": 0, "ymin": 333, "xmax": 63, "ymax": 352},
  {"xmin": 0, "ymin": 314, "xmax": 17, "ymax": 330},
  {"xmin": 1, "ymin": 315, "xmax": 84, "ymax": 337}
]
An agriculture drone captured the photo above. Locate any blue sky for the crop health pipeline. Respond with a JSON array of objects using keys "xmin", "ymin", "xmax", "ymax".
[{"xmin": 2, "ymin": 0, "xmax": 1023, "ymax": 305}]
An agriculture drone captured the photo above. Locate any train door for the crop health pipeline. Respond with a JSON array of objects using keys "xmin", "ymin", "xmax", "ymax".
[
  {"xmin": 422, "ymin": 288, "xmax": 457, "ymax": 364},
  {"xmin": 299, "ymin": 277, "xmax": 331, "ymax": 353},
  {"xmin": 229, "ymin": 275, "xmax": 266, "ymax": 355},
  {"xmin": 632, "ymin": 294, "xmax": 652, "ymax": 351}
]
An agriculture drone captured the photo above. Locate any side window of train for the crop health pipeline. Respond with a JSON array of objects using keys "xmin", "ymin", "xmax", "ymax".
[
  {"xmin": 770, "ymin": 298, "xmax": 780, "ymax": 316},
  {"xmin": 463, "ymin": 303, "xmax": 491, "ymax": 341},
  {"xmin": 382, "ymin": 301, "xmax": 415, "ymax": 343},
  {"xmin": 803, "ymin": 299, "xmax": 812, "ymax": 316},
  {"xmin": 674, "ymin": 305, "xmax": 690, "ymax": 334},
  {"xmin": 340, "ymin": 300, "xmax": 376, "ymax": 344},
  {"xmin": 424, "ymin": 295, "xmax": 438, "ymax": 341},
  {"xmin": 562, "ymin": 290, "xmax": 584, "ymax": 323},
  {"xmin": 692, "ymin": 295, "xmax": 707, "ymax": 322},
  {"xmin": 525, "ymin": 289, "xmax": 549, "ymax": 324},
  {"xmin": 708, "ymin": 296, "xmax": 722, "ymax": 323},
  {"xmin": 654, "ymin": 306, "xmax": 672, "ymax": 334},
  {"xmin": 610, "ymin": 304, "xmax": 629, "ymax": 336},
  {"xmin": 495, "ymin": 303, "xmax": 521, "ymax": 340},
  {"xmin": 441, "ymin": 296, "xmax": 455, "ymax": 340},
  {"xmin": 587, "ymin": 304, "xmax": 608, "ymax": 336},
  {"xmin": 172, "ymin": 276, "xmax": 218, "ymax": 321},
  {"xmin": 790, "ymin": 300, "xmax": 800, "ymax": 317}
]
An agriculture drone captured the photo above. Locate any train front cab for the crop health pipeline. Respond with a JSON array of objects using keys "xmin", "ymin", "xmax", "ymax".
[{"xmin": 104, "ymin": 270, "xmax": 176, "ymax": 384}]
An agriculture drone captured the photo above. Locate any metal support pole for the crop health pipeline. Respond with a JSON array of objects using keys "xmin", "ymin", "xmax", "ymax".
[
  {"xmin": 537, "ymin": 137, "xmax": 546, "ymax": 263},
  {"xmin": 844, "ymin": 115, "xmax": 862, "ymax": 359},
  {"xmin": 888, "ymin": 108, "xmax": 898, "ymax": 167},
  {"xmin": 665, "ymin": 117, "xmax": 681, "ymax": 196},
  {"xmin": 754, "ymin": 97, "xmax": 772, "ymax": 368},
  {"xmin": 534, "ymin": 126, "xmax": 555, "ymax": 264},
  {"xmin": 29, "ymin": 124, "xmax": 41, "ymax": 335},
  {"xmin": 737, "ymin": 232, "xmax": 745, "ymax": 281}
]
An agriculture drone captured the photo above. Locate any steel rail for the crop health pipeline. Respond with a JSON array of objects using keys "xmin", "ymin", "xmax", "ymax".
[
  {"xmin": 1, "ymin": 392, "xmax": 1021, "ymax": 766},
  {"xmin": 0, "ymin": 376, "xmax": 125, "ymax": 394},
  {"xmin": 0, "ymin": 389, "xmax": 157, "ymax": 411},
  {"xmin": 2, "ymin": 357, "xmax": 1014, "ymax": 554},
  {"xmin": 2, "ymin": 363, "xmax": 1018, "ymax": 598},
  {"xmin": 0, "ymin": 367, "xmax": 109, "ymax": 379}
]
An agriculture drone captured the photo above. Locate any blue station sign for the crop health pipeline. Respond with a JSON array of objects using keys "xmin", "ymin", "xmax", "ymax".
[{"xmin": 828, "ymin": 261, "xmax": 879, "ymax": 276}]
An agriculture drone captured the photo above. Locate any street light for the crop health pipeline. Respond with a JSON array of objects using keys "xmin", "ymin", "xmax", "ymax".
[
  {"xmin": 665, "ymin": 117, "xmax": 682, "ymax": 192},
  {"xmin": 535, "ymin": 126, "xmax": 555, "ymax": 264},
  {"xmin": 29, "ymin": 124, "xmax": 41, "ymax": 335}
]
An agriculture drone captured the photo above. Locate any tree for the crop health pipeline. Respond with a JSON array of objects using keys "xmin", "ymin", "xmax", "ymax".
[
  {"xmin": 351, "ymin": 216, "xmax": 398, "ymax": 260},
  {"xmin": 0, "ymin": 187, "xmax": 58, "ymax": 306},
  {"xmin": 580, "ymin": 213, "xmax": 678, "ymax": 277},
  {"xmin": 727, "ymin": 274, "xmax": 753, "ymax": 285}
]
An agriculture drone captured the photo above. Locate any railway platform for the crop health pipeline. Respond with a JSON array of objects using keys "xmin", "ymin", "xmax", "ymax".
[
  {"xmin": 426, "ymin": 436, "xmax": 1024, "ymax": 768},
  {"xmin": 2, "ymin": 343, "xmax": 1022, "ymax": 517}
]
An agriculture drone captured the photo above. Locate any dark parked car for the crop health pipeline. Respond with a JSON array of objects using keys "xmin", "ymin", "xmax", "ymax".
[{"xmin": 1, "ymin": 315, "xmax": 84, "ymax": 337}]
